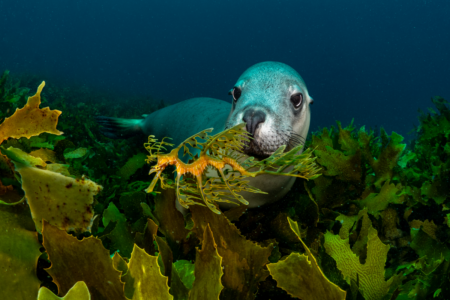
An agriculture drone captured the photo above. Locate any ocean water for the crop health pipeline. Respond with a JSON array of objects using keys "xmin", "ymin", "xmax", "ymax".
[
  {"xmin": 1, "ymin": 1, "xmax": 450, "ymax": 300},
  {"xmin": 1, "ymin": 0, "xmax": 449, "ymax": 138}
]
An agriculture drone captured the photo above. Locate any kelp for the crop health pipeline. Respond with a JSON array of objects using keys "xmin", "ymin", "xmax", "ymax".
[
  {"xmin": 144, "ymin": 123, "xmax": 321, "ymax": 214},
  {"xmin": 0, "ymin": 204, "xmax": 41, "ymax": 300},
  {"xmin": 43, "ymin": 221, "xmax": 128, "ymax": 299},
  {"xmin": 122, "ymin": 245, "xmax": 172, "ymax": 300},
  {"xmin": 324, "ymin": 210, "xmax": 398, "ymax": 300},
  {"xmin": 309, "ymin": 121, "xmax": 407, "ymax": 210},
  {"xmin": 189, "ymin": 224, "xmax": 224, "ymax": 300},
  {"xmin": 267, "ymin": 218, "xmax": 346, "ymax": 300},
  {"xmin": 1, "ymin": 72, "xmax": 450, "ymax": 300},
  {"xmin": 37, "ymin": 281, "xmax": 91, "ymax": 300},
  {"xmin": 0, "ymin": 82, "xmax": 62, "ymax": 144}
]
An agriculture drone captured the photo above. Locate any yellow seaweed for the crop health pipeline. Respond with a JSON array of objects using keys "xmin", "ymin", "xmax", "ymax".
[
  {"xmin": 0, "ymin": 204, "xmax": 41, "ymax": 300},
  {"xmin": 267, "ymin": 218, "xmax": 346, "ymax": 300},
  {"xmin": 324, "ymin": 213, "xmax": 393, "ymax": 300},
  {"xmin": 190, "ymin": 201, "xmax": 272, "ymax": 299},
  {"xmin": 42, "ymin": 221, "xmax": 127, "ymax": 299},
  {"xmin": 37, "ymin": 281, "xmax": 91, "ymax": 300},
  {"xmin": 189, "ymin": 224, "xmax": 224, "ymax": 300},
  {"xmin": 122, "ymin": 245, "xmax": 173, "ymax": 300},
  {"xmin": 3, "ymin": 146, "xmax": 102, "ymax": 233},
  {"xmin": 0, "ymin": 81, "xmax": 62, "ymax": 145}
]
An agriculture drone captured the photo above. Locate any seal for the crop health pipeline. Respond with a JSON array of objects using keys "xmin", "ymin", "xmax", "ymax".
[{"xmin": 96, "ymin": 61, "xmax": 313, "ymax": 210}]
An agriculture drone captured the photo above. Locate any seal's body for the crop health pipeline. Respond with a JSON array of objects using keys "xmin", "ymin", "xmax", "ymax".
[{"xmin": 97, "ymin": 62, "xmax": 313, "ymax": 209}]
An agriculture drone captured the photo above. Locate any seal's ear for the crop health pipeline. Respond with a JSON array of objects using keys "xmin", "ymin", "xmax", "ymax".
[
  {"xmin": 228, "ymin": 89, "xmax": 233, "ymax": 95},
  {"xmin": 310, "ymin": 97, "xmax": 314, "ymax": 105}
]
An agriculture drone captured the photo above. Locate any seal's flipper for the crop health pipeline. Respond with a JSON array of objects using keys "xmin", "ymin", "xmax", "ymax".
[{"xmin": 95, "ymin": 116, "xmax": 143, "ymax": 139}]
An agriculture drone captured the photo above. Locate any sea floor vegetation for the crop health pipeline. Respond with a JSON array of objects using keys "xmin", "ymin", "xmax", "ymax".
[{"xmin": 0, "ymin": 69, "xmax": 449, "ymax": 300}]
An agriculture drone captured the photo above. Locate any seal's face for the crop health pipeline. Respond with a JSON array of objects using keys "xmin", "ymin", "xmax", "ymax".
[{"xmin": 225, "ymin": 62, "xmax": 313, "ymax": 159}]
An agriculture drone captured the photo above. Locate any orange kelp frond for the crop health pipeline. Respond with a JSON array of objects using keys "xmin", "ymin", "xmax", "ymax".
[
  {"xmin": 144, "ymin": 123, "xmax": 321, "ymax": 214},
  {"xmin": 0, "ymin": 81, "xmax": 63, "ymax": 145}
]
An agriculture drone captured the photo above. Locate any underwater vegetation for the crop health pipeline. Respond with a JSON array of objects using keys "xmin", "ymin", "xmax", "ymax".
[
  {"xmin": 0, "ymin": 69, "xmax": 450, "ymax": 300},
  {"xmin": 144, "ymin": 123, "xmax": 320, "ymax": 214}
]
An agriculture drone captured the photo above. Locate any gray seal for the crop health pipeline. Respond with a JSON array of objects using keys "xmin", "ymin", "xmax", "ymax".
[{"xmin": 97, "ymin": 61, "xmax": 313, "ymax": 210}]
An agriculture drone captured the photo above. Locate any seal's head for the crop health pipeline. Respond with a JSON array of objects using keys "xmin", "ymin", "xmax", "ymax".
[{"xmin": 225, "ymin": 61, "xmax": 313, "ymax": 159}]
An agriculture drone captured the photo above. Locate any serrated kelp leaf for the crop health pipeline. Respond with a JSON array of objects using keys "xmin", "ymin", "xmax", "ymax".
[
  {"xmin": 0, "ymin": 204, "xmax": 41, "ymax": 300},
  {"xmin": 156, "ymin": 235, "xmax": 174, "ymax": 279},
  {"xmin": 421, "ymin": 177, "xmax": 449, "ymax": 205},
  {"xmin": 396, "ymin": 255, "xmax": 444, "ymax": 277},
  {"xmin": 409, "ymin": 219, "xmax": 437, "ymax": 240},
  {"xmin": 118, "ymin": 152, "xmax": 147, "ymax": 180},
  {"xmin": 268, "ymin": 253, "xmax": 345, "ymax": 300},
  {"xmin": 223, "ymin": 204, "xmax": 248, "ymax": 222},
  {"xmin": 112, "ymin": 252, "xmax": 129, "ymax": 276},
  {"xmin": 348, "ymin": 209, "xmax": 371, "ymax": 260},
  {"xmin": 0, "ymin": 82, "xmax": 63, "ymax": 145},
  {"xmin": 5, "ymin": 147, "xmax": 102, "ymax": 233},
  {"xmin": 153, "ymin": 189, "xmax": 190, "ymax": 257},
  {"xmin": 102, "ymin": 202, "xmax": 134, "ymax": 257},
  {"xmin": 190, "ymin": 202, "xmax": 272, "ymax": 300},
  {"xmin": 380, "ymin": 207, "xmax": 403, "ymax": 241},
  {"xmin": 336, "ymin": 214, "xmax": 358, "ymax": 239},
  {"xmin": 359, "ymin": 180, "xmax": 405, "ymax": 217},
  {"xmin": 410, "ymin": 228, "xmax": 450, "ymax": 261},
  {"xmin": 42, "ymin": 221, "xmax": 127, "ymax": 299},
  {"xmin": 123, "ymin": 245, "xmax": 173, "ymax": 300},
  {"xmin": 314, "ymin": 147, "xmax": 361, "ymax": 181},
  {"xmin": 189, "ymin": 224, "xmax": 223, "ymax": 300},
  {"xmin": 20, "ymin": 170, "xmax": 98, "ymax": 232},
  {"xmin": 267, "ymin": 218, "xmax": 346, "ymax": 300},
  {"xmin": 324, "ymin": 219, "xmax": 392, "ymax": 300},
  {"xmin": 311, "ymin": 128, "xmax": 334, "ymax": 151},
  {"xmin": 173, "ymin": 260, "xmax": 195, "ymax": 290},
  {"xmin": 37, "ymin": 281, "xmax": 91, "ymax": 300},
  {"xmin": 270, "ymin": 212, "xmax": 302, "ymax": 243},
  {"xmin": 337, "ymin": 121, "xmax": 359, "ymax": 155},
  {"xmin": 369, "ymin": 131, "xmax": 406, "ymax": 187},
  {"xmin": 398, "ymin": 150, "xmax": 417, "ymax": 168},
  {"xmin": 134, "ymin": 218, "xmax": 159, "ymax": 255}
]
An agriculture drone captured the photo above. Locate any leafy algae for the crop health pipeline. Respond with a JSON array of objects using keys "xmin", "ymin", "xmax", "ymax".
[{"xmin": 1, "ymin": 72, "xmax": 450, "ymax": 299}]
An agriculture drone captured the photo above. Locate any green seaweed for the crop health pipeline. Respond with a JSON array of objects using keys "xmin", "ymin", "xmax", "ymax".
[{"xmin": 1, "ymin": 70, "xmax": 450, "ymax": 299}]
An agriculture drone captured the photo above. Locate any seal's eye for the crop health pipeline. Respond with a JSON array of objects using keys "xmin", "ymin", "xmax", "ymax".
[
  {"xmin": 290, "ymin": 93, "xmax": 303, "ymax": 109},
  {"xmin": 232, "ymin": 87, "xmax": 242, "ymax": 102}
]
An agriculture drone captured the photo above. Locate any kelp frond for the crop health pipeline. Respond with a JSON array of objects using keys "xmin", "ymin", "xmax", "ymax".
[{"xmin": 144, "ymin": 123, "xmax": 321, "ymax": 214}]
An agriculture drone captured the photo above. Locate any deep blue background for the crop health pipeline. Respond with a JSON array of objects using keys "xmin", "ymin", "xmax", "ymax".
[{"xmin": 1, "ymin": 0, "xmax": 449, "ymax": 139}]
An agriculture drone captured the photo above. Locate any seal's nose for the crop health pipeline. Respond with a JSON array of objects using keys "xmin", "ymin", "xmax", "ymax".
[{"xmin": 243, "ymin": 109, "xmax": 266, "ymax": 136}]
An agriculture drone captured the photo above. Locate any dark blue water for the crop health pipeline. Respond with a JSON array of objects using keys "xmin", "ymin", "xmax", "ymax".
[{"xmin": 1, "ymin": 0, "xmax": 449, "ymax": 140}]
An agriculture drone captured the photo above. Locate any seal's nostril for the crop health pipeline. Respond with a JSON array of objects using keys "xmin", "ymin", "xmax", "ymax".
[{"xmin": 243, "ymin": 109, "xmax": 266, "ymax": 136}]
